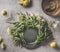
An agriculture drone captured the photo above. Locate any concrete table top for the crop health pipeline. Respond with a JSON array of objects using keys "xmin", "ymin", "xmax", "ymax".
[{"xmin": 0, "ymin": 0, "xmax": 60, "ymax": 52}]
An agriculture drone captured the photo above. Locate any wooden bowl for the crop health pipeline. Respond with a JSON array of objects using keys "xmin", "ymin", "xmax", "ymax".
[{"xmin": 42, "ymin": 0, "xmax": 60, "ymax": 17}]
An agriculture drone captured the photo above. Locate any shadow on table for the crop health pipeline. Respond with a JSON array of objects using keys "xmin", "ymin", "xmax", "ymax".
[
  {"xmin": 54, "ymin": 46, "xmax": 60, "ymax": 51},
  {"xmin": 53, "ymin": 15, "xmax": 60, "ymax": 21}
]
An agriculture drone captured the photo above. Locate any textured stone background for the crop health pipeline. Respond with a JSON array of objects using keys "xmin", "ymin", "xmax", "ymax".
[{"xmin": 0, "ymin": 0, "xmax": 60, "ymax": 52}]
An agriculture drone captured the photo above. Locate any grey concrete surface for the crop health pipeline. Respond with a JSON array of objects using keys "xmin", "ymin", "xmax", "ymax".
[{"xmin": 0, "ymin": 0, "xmax": 60, "ymax": 52}]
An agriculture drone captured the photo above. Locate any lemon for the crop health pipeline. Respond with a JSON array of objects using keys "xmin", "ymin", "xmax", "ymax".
[
  {"xmin": 0, "ymin": 36, "xmax": 3, "ymax": 43},
  {"xmin": 50, "ymin": 41, "xmax": 57, "ymax": 48},
  {"xmin": 18, "ymin": 0, "xmax": 30, "ymax": 7},
  {"xmin": 23, "ymin": 0, "xmax": 29, "ymax": 6},
  {"xmin": 1, "ymin": 9, "xmax": 7, "ymax": 15},
  {"xmin": 1, "ymin": 42, "xmax": 5, "ymax": 49}
]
